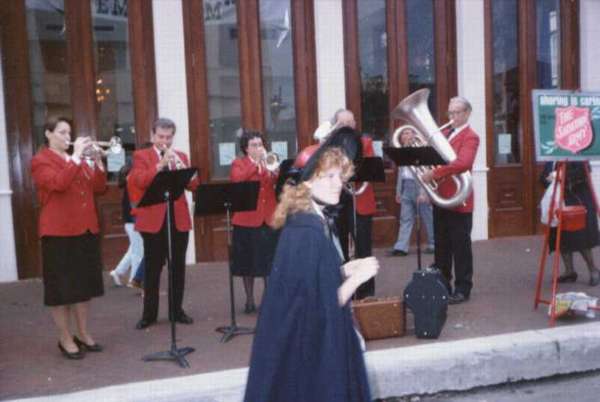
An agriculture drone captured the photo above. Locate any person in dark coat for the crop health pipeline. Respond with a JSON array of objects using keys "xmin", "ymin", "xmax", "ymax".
[
  {"xmin": 541, "ymin": 161, "xmax": 600, "ymax": 286},
  {"xmin": 244, "ymin": 143, "xmax": 379, "ymax": 402}
]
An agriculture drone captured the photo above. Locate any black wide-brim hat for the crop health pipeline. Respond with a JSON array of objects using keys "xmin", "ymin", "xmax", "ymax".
[{"xmin": 299, "ymin": 126, "xmax": 363, "ymax": 182}]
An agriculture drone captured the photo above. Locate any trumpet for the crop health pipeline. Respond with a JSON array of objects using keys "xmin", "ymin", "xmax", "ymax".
[
  {"xmin": 67, "ymin": 136, "xmax": 123, "ymax": 159},
  {"xmin": 261, "ymin": 150, "xmax": 281, "ymax": 172},
  {"xmin": 158, "ymin": 145, "xmax": 187, "ymax": 170}
]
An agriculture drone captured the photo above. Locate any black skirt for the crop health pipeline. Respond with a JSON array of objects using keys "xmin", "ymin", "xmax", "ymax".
[
  {"xmin": 42, "ymin": 233, "xmax": 104, "ymax": 306},
  {"xmin": 231, "ymin": 225, "xmax": 278, "ymax": 277}
]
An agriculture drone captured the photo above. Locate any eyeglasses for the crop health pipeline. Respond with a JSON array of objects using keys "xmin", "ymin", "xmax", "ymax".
[{"xmin": 247, "ymin": 142, "xmax": 264, "ymax": 148}]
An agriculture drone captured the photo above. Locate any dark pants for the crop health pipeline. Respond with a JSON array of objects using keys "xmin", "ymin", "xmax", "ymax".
[
  {"xmin": 433, "ymin": 206, "xmax": 473, "ymax": 297},
  {"xmin": 141, "ymin": 218, "xmax": 189, "ymax": 322},
  {"xmin": 337, "ymin": 197, "xmax": 374, "ymax": 299}
]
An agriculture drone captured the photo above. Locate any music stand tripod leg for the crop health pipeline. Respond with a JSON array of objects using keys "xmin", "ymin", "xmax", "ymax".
[
  {"xmin": 142, "ymin": 197, "xmax": 195, "ymax": 368},
  {"xmin": 215, "ymin": 205, "xmax": 254, "ymax": 343}
]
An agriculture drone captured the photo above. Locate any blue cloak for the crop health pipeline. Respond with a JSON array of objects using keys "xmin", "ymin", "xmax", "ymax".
[{"xmin": 244, "ymin": 212, "xmax": 371, "ymax": 402}]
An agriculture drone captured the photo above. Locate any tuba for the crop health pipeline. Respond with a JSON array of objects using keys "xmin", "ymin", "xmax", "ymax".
[{"xmin": 390, "ymin": 88, "xmax": 472, "ymax": 208}]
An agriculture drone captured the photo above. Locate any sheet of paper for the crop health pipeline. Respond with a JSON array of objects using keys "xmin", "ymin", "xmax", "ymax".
[{"xmin": 219, "ymin": 142, "xmax": 236, "ymax": 166}]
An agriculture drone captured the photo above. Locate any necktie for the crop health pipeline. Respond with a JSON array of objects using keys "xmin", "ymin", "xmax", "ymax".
[{"xmin": 446, "ymin": 128, "xmax": 455, "ymax": 138}]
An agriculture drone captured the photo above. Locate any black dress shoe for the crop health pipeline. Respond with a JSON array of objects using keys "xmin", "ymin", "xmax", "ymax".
[
  {"xmin": 135, "ymin": 319, "xmax": 156, "ymax": 330},
  {"xmin": 173, "ymin": 312, "xmax": 194, "ymax": 324},
  {"xmin": 448, "ymin": 292, "xmax": 469, "ymax": 305},
  {"xmin": 557, "ymin": 271, "xmax": 578, "ymax": 283},
  {"xmin": 73, "ymin": 336, "xmax": 103, "ymax": 352},
  {"xmin": 58, "ymin": 342, "xmax": 84, "ymax": 360},
  {"xmin": 589, "ymin": 270, "xmax": 600, "ymax": 287},
  {"xmin": 388, "ymin": 249, "xmax": 408, "ymax": 257},
  {"xmin": 244, "ymin": 302, "xmax": 257, "ymax": 314}
]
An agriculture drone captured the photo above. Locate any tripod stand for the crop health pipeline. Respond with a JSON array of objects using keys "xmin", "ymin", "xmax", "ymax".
[
  {"xmin": 138, "ymin": 167, "xmax": 197, "ymax": 368},
  {"xmin": 195, "ymin": 181, "xmax": 260, "ymax": 343}
]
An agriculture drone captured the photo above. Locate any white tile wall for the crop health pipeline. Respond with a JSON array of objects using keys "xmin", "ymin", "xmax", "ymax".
[
  {"xmin": 153, "ymin": 0, "xmax": 196, "ymax": 264},
  {"xmin": 314, "ymin": 0, "xmax": 346, "ymax": 128},
  {"xmin": 0, "ymin": 53, "xmax": 19, "ymax": 282},
  {"xmin": 456, "ymin": 0, "xmax": 488, "ymax": 240}
]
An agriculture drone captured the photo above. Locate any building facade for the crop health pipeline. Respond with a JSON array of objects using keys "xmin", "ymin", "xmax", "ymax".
[{"xmin": 1, "ymin": 0, "xmax": 600, "ymax": 281}]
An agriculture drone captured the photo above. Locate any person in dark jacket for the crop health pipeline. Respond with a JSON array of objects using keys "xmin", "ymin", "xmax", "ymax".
[
  {"xmin": 541, "ymin": 161, "xmax": 600, "ymax": 286},
  {"xmin": 243, "ymin": 142, "xmax": 379, "ymax": 402}
]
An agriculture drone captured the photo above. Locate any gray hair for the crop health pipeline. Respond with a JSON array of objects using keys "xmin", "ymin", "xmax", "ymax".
[
  {"xmin": 330, "ymin": 108, "xmax": 350, "ymax": 125},
  {"xmin": 152, "ymin": 117, "xmax": 177, "ymax": 134},
  {"xmin": 449, "ymin": 96, "xmax": 472, "ymax": 112}
]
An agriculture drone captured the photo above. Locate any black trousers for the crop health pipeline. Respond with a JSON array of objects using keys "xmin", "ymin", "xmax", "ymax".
[
  {"xmin": 337, "ymin": 196, "xmax": 375, "ymax": 299},
  {"xmin": 141, "ymin": 218, "xmax": 189, "ymax": 322},
  {"xmin": 433, "ymin": 206, "xmax": 473, "ymax": 297}
]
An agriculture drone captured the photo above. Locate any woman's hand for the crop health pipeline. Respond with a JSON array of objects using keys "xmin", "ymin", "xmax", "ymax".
[
  {"xmin": 72, "ymin": 137, "xmax": 91, "ymax": 160},
  {"xmin": 338, "ymin": 257, "xmax": 380, "ymax": 306}
]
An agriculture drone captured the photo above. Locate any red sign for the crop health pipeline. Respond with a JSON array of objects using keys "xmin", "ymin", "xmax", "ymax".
[{"xmin": 554, "ymin": 106, "xmax": 593, "ymax": 153}]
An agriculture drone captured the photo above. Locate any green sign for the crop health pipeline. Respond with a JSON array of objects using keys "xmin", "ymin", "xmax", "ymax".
[{"xmin": 532, "ymin": 89, "xmax": 600, "ymax": 161}]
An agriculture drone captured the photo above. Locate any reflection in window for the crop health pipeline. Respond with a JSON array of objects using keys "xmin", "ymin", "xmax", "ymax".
[
  {"xmin": 203, "ymin": 0, "xmax": 243, "ymax": 180},
  {"xmin": 492, "ymin": 0, "xmax": 520, "ymax": 164},
  {"xmin": 25, "ymin": 0, "xmax": 72, "ymax": 149},
  {"xmin": 91, "ymin": 0, "xmax": 133, "ymax": 179},
  {"xmin": 537, "ymin": 0, "xmax": 561, "ymax": 89},
  {"xmin": 260, "ymin": 0, "xmax": 297, "ymax": 161},
  {"xmin": 406, "ymin": 0, "xmax": 436, "ymax": 116},
  {"xmin": 357, "ymin": 0, "xmax": 388, "ymax": 139}
]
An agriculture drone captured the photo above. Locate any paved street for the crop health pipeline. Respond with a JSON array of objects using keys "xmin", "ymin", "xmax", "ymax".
[{"xmin": 384, "ymin": 370, "xmax": 600, "ymax": 402}]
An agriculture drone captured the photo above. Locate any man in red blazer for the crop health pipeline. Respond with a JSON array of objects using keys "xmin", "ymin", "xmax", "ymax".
[
  {"xmin": 422, "ymin": 97, "xmax": 480, "ymax": 305},
  {"xmin": 331, "ymin": 109, "xmax": 377, "ymax": 299},
  {"xmin": 129, "ymin": 118, "xmax": 199, "ymax": 329}
]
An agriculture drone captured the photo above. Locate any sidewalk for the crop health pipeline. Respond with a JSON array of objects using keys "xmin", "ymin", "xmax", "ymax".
[{"xmin": 1, "ymin": 235, "xmax": 599, "ymax": 401}]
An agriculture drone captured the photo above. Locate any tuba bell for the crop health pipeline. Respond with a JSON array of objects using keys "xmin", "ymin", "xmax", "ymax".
[{"xmin": 390, "ymin": 88, "xmax": 472, "ymax": 208}]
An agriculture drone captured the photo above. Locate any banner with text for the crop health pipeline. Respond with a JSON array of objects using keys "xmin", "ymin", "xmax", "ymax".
[{"xmin": 532, "ymin": 89, "xmax": 600, "ymax": 161}]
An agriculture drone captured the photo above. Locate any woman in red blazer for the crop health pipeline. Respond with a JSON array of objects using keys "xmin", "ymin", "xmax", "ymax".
[
  {"xmin": 31, "ymin": 116, "xmax": 107, "ymax": 359},
  {"xmin": 230, "ymin": 129, "xmax": 279, "ymax": 313}
]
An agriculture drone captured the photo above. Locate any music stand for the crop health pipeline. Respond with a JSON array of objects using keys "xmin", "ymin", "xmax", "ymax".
[
  {"xmin": 138, "ymin": 167, "xmax": 198, "ymax": 368},
  {"xmin": 384, "ymin": 146, "xmax": 446, "ymax": 270},
  {"xmin": 195, "ymin": 181, "xmax": 260, "ymax": 343}
]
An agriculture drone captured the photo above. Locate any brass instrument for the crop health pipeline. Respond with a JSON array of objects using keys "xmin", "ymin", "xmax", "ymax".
[
  {"xmin": 260, "ymin": 150, "xmax": 280, "ymax": 172},
  {"xmin": 391, "ymin": 88, "xmax": 472, "ymax": 208},
  {"xmin": 158, "ymin": 145, "xmax": 186, "ymax": 169},
  {"xmin": 68, "ymin": 136, "xmax": 123, "ymax": 159}
]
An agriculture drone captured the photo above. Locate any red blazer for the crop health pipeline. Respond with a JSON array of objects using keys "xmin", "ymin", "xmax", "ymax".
[
  {"xmin": 129, "ymin": 147, "xmax": 199, "ymax": 233},
  {"xmin": 432, "ymin": 126, "xmax": 480, "ymax": 213},
  {"xmin": 230, "ymin": 156, "xmax": 278, "ymax": 227},
  {"xmin": 31, "ymin": 148, "xmax": 106, "ymax": 237},
  {"xmin": 355, "ymin": 136, "xmax": 377, "ymax": 216}
]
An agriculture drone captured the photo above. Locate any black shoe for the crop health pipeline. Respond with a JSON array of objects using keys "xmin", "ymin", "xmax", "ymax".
[
  {"xmin": 388, "ymin": 249, "xmax": 408, "ymax": 257},
  {"xmin": 173, "ymin": 312, "xmax": 194, "ymax": 324},
  {"xmin": 590, "ymin": 270, "xmax": 600, "ymax": 287},
  {"xmin": 448, "ymin": 292, "xmax": 469, "ymax": 305},
  {"xmin": 244, "ymin": 302, "xmax": 257, "ymax": 314},
  {"xmin": 135, "ymin": 319, "xmax": 156, "ymax": 330},
  {"xmin": 557, "ymin": 271, "xmax": 578, "ymax": 283},
  {"xmin": 58, "ymin": 342, "xmax": 84, "ymax": 360},
  {"xmin": 73, "ymin": 336, "xmax": 103, "ymax": 352}
]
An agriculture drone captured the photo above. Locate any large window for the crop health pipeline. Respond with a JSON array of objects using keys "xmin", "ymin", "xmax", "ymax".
[
  {"xmin": 357, "ymin": 0, "xmax": 388, "ymax": 139},
  {"xmin": 491, "ymin": 0, "xmax": 520, "ymax": 164},
  {"xmin": 536, "ymin": 0, "xmax": 561, "ymax": 89},
  {"xmin": 25, "ymin": 0, "xmax": 71, "ymax": 149},
  {"xmin": 203, "ymin": 0, "xmax": 243, "ymax": 179},
  {"xmin": 406, "ymin": 0, "xmax": 436, "ymax": 115},
  {"xmin": 259, "ymin": 0, "xmax": 297, "ymax": 162}
]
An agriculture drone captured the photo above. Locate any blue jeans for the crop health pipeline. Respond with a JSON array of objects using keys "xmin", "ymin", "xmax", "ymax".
[
  {"xmin": 393, "ymin": 180, "xmax": 434, "ymax": 252},
  {"xmin": 132, "ymin": 257, "xmax": 145, "ymax": 284}
]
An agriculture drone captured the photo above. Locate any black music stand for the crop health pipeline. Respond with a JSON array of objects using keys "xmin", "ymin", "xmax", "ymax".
[
  {"xmin": 384, "ymin": 146, "xmax": 445, "ymax": 270},
  {"xmin": 195, "ymin": 181, "xmax": 260, "ymax": 343},
  {"xmin": 138, "ymin": 167, "xmax": 198, "ymax": 368}
]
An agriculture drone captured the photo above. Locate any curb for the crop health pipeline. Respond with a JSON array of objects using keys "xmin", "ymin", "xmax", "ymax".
[{"xmin": 11, "ymin": 322, "xmax": 600, "ymax": 402}]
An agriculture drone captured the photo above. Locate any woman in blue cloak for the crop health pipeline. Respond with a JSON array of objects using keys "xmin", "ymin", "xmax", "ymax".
[{"xmin": 244, "ymin": 139, "xmax": 379, "ymax": 402}]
